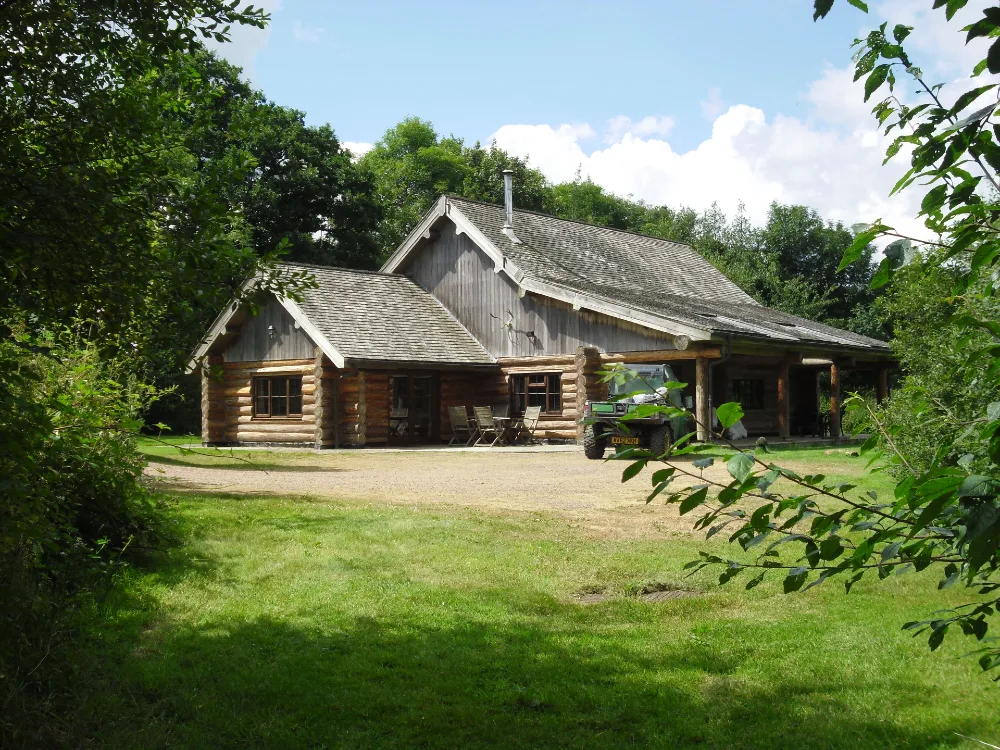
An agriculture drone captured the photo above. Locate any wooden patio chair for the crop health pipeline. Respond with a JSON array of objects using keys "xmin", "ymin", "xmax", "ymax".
[
  {"xmin": 512, "ymin": 405, "xmax": 542, "ymax": 445},
  {"xmin": 492, "ymin": 402, "xmax": 510, "ymax": 419},
  {"xmin": 447, "ymin": 406, "xmax": 476, "ymax": 446},
  {"xmin": 390, "ymin": 407, "xmax": 408, "ymax": 438},
  {"xmin": 473, "ymin": 406, "xmax": 503, "ymax": 447}
]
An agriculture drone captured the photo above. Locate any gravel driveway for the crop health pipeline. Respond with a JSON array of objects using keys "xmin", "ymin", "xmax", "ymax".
[{"xmin": 145, "ymin": 447, "xmax": 727, "ymax": 538}]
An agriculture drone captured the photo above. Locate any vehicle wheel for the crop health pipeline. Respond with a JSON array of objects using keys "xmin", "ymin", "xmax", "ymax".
[
  {"xmin": 583, "ymin": 424, "xmax": 607, "ymax": 459},
  {"xmin": 649, "ymin": 425, "xmax": 673, "ymax": 457}
]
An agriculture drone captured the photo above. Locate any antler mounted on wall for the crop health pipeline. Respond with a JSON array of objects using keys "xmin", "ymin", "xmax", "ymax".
[{"xmin": 490, "ymin": 309, "xmax": 517, "ymax": 347}]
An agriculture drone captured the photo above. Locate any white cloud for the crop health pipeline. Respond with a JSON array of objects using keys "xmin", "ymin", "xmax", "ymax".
[
  {"xmin": 700, "ymin": 87, "xmax": 726, "ymax": 121},
  {"xmin": 292, "ymin": 20, "xmax": 324, "ymax": 43},
  {"xmin": 493, "ymin": 102, "xmax": 921, "ymax": 236},
  {"xmin": 490, "ymin": 1, "xmax": 992, "ymax": 241},
  {"xmin": 205, "ymin": 0, "xmax": 282, "ymax": 83},
  {"xmin": 343, "ymin": 141, "xmax": 373, "ymax": 161}
]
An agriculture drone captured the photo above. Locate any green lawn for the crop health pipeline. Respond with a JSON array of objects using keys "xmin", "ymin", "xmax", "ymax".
[{"xmin": 70, "ymin": 443, "xmax": 998, "ymax": 748}]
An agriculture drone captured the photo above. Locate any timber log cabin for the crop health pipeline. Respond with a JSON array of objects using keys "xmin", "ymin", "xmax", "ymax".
[{"xmin": 189, "ymin": 173, "xmax": 894, "ymax": 447}]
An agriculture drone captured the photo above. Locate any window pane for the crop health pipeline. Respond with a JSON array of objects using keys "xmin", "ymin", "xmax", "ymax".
[
  {"xmin": 289, "ymin": 378, "xmax": 302, "ymax": 397},
  {"xmin": 272, "ymin": 395, "xmax": 288, "ymax": 416},
  {"xmin": 254, "ymin": 396, "xmax": 269, "ymax": 416},
  {"xmin": 548, "ymin": 375, "xmax": 561, "ymax": 412},
  {"xmin": 527, "ymin": 391, "xmax": 547, "ymax": 408},
  {"xmin": 288, "ymin": 396, "xmax": 302, "ymax": 415},
  {"xmin": 255, "ymin": 379, "xmax": 269, "ymax": 396},
  {"xmin": 272, "ymin": 378, "xmax": 288, "ymax": 397}
]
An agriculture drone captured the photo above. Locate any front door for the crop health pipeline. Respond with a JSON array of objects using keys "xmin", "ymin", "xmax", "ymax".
[{"xmin": 389, "ymin": 372, "xmax": 438, "ymax": 443}]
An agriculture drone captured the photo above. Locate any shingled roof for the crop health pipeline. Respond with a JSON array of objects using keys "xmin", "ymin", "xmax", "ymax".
[
  {"xmin": 385, "ymin": 196, "xmax": 889, "ymax": 353},
  {"xmin": 189, "ymin": 263, "xmax": 493, "ymax": 369},
  {"xmin": 287, "ymin": 263, "xmax": 493, "ymax": 365}
]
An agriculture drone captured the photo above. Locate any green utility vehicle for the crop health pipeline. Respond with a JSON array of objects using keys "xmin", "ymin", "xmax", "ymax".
[{"xmin": 582, "ymin": 364, "xmax": 694, "ymax": 459}]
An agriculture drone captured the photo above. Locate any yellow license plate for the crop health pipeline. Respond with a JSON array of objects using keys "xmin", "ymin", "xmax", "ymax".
[{"xmin": 611, "ymin": 436, "xmax": 640, "ymax": 445}]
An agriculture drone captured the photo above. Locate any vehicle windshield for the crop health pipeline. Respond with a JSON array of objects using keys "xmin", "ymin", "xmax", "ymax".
[{"xmin": 609, "ymin": 365, "xmax": 676, "ymax": 397}]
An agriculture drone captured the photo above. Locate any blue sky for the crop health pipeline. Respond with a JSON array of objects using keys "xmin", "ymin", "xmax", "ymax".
[
  {"xmin": 244, "ymin": 0, "xmax": 865, "ymax": 152},
  {"xmin": 217, "ymin": 1, "xmax": 991, "ymax": 236}
]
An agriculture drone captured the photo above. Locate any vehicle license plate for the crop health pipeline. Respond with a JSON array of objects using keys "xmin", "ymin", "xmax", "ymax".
[{"xmin": 611, "ymin": 436, "xmax": 640, "ymax": 445}]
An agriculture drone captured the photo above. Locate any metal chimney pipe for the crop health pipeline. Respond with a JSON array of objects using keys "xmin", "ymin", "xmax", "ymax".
[{"xmin": 503, "ymin": 169, "xmax": 514, "ymax": 229}]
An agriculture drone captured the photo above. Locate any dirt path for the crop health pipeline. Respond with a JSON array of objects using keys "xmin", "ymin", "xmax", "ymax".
[{"xmin": 145, "ymin": 449, "xmax": 735, "ymax": 538}]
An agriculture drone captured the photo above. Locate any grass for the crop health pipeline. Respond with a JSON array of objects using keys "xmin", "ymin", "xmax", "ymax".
[{"xmin": 60, "ymin": 442, "xmax": 999, "ymax": 748}]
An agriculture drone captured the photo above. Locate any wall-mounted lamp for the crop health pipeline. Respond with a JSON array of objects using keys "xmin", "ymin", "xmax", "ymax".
[{"xmin": 267, "ymin": 325, "xmax": 276, "ymax": 340}]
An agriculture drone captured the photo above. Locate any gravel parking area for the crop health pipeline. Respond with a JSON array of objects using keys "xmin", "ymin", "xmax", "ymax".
[{"xmin": 145, "ymin": 447, "xmax": 724, "ymax": 538}]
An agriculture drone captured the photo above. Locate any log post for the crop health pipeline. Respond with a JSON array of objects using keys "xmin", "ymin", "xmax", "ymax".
[
  {"xmin": 201, "ymin": 354, "xmax": 225, "ymax": 445},
  {"xmin": 696, "ymin": 355, "xmax": 710, "ymax": 442},
  {"xmin": 876, "ymin": 365, "xmax": 889, "ymax": 404},
  {"xmin": 575, "ymin": 346, "xmax": 604, "ymax": 442},
  {"xmin": 777, "ymin": 356, "xmax": 790, "ymax": 439},
  {"xmin": 830, "ymin": 361, "xmax": 842, "ymax": 439},
  {"xmin": 313, "ymin": 348, "xmax": 325, "ymax": 449}
]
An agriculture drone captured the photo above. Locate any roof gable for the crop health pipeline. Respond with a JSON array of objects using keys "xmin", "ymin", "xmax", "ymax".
[
  {"xmin": 189, "ymin": 263, "xmax": 494, "ymax": 370},
  {"xmin": 382, "ymin": 196, "xmax": 889, "ymax": 354}
]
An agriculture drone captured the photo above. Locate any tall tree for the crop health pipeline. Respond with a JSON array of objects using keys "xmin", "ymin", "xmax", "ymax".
[
  {"xmin": 167, "ymin": 51, "xmax": 382, "ymax": 272},
  {"xmin": 359, "ymin": 118, "xmax": 552, "ymax": 255}
]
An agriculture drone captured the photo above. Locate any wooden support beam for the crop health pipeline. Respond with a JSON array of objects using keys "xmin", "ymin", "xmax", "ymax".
[
  {"xmin": 777, "ymin": 356, "xmax": 790, "ymax": 439},
  {"xmin": 830, "ymin": 361, "xmax": 842, "ymax": 439},
  {"xmin": 876, "ymin": 366, "xmax": 889, "ymax": 404},
  {"xmin": 696, "ymin": 356, "xmax": 710, "ymax": 442}
]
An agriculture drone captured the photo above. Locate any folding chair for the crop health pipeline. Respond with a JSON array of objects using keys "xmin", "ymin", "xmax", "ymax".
[
  {"xmin": 390, "ymin": 407, "xmax": 408, "ymax": 438},
  {"xmin": 447, "ymin": 406, "xmax": 476, "ymax": 446},
  {"xmin": 473, "ymin": 406, "xmax": 503, "ymax": 447},
  {"xmin": 513, "ymin": 405, "xmax": 542, "ymax": 445}
]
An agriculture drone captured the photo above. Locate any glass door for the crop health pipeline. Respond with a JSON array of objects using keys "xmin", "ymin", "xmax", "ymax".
[{"xmin": 389, "ymin": 372, "xmax": 439, "ymax": 443}]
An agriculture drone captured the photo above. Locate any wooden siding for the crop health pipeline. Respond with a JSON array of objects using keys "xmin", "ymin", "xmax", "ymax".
[
  {"xmin": 402, "ymin": 225, "xmax": 678, "ymax": 359},
  {"xmin": 224, "ymin": 299, "xmax": 316, "ymax": 363}
]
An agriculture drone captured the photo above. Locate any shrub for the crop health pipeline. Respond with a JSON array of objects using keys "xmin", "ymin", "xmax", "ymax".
[{"xmin": 0, "ymin": 327, "xmax": 164, "ymax": 743}]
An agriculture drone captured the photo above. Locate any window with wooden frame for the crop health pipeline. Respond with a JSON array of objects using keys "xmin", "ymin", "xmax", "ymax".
[
  {"xmin": 253, "ymin": 376, "xmax": 303, "ymax": 418},
  {"xmin": 731, "ymin": 378, "xmax": 765, "ymax": 411},
  {"xmin": 510, "ymin": 373, "xmax": 561, "ymax": 416}
]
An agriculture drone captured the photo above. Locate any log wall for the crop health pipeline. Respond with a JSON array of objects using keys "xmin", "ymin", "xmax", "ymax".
[
  {"xmin": 498, "ymin": 354, "xmax": 579, "ymax": 441},
  {"xmin": 218, "ymin": 358, "xmax": 317, "ymax": 445}
]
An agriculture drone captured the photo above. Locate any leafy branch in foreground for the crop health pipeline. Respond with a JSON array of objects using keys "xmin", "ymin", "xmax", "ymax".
[{"xmin": 616, "ymin": 0, "xmax": 1000, "ymax": 679}]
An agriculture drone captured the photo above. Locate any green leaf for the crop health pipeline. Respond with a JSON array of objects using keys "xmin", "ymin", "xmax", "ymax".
[
  {"xmin": 846, "ymin": 0, "xmax": 869, "ymax": 11},
  {"xmin": 969, "ymin": 518, "xmax": 1000, "ymax": 572},
  {"xmin": 716, "ymin": 402, "xmax": 744, "ymax": 429},
  {"xmin": 892, "ymin": 24, "xmax": 912, "ymax": 42},
  {"xmin": 693, "ymin": 457, "xmax": 715, "ymax": 469},
  {"xmin": 651, "ymin": 467, "xmax": 675, "ymax": 485},
  {"xmin": 820, "ymin": 537, "xmax": 845, "ymax": 560},
  {"xmin": 838, "ymin": 226, "xmax": 880, "ymax": 271},
  {"xmin": 949, "ymin": 84, "xmax": 997, "ymax": 117},
  {"xmin": 621, "ymin": 460, "xmax": 646, "ymax": 483},
  {"xmin": 944, "ymin": 0, "xmax": 969, "ymax": 21},
  {"xmin": 679, "ymin": 486, "xmax": 710, "ymax": 515},
  {"xmin": 864, "ymin": 65, "xmax": 889, "ymax": 101},
  {"xmin": 958, "ymin": 475, "xmax": 1000, "ymax": 498},
  {"xmin": 813, "ymin": 0, "xmax": 834, "ymax": 20},
  {"xmin": 727, "ymin": 453, "xmax": 755, "ymax": 483},
  {"xmin": 920, "ymin": 184, "xmax": 948, "ymax": 215},
  {"xmin": 784, "ymin": 569, "xmax": 808, "ymax": 593}
]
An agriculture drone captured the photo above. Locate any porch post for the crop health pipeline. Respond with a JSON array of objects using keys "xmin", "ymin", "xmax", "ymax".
[
  {"xmin": 201, "ymin": 354, "xmax": 225, "ymax": 445},
  {"xmin": 696, "ymin": 355, "xmax": 710, "ymax": 442},
  {"xmin": 575, "ymin": 346, "xmax": 603, "ymax": 443},
  {"xmin": 876, "ymin": 365, "xmax": 889, "ymax": 404},
  {"xmin": 830, "ymin": 361, "xmax": 841, "ymax": 439},
  {"xmin": 777, "ymin": 356, "xmax": 790, "ymax": 439}
]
